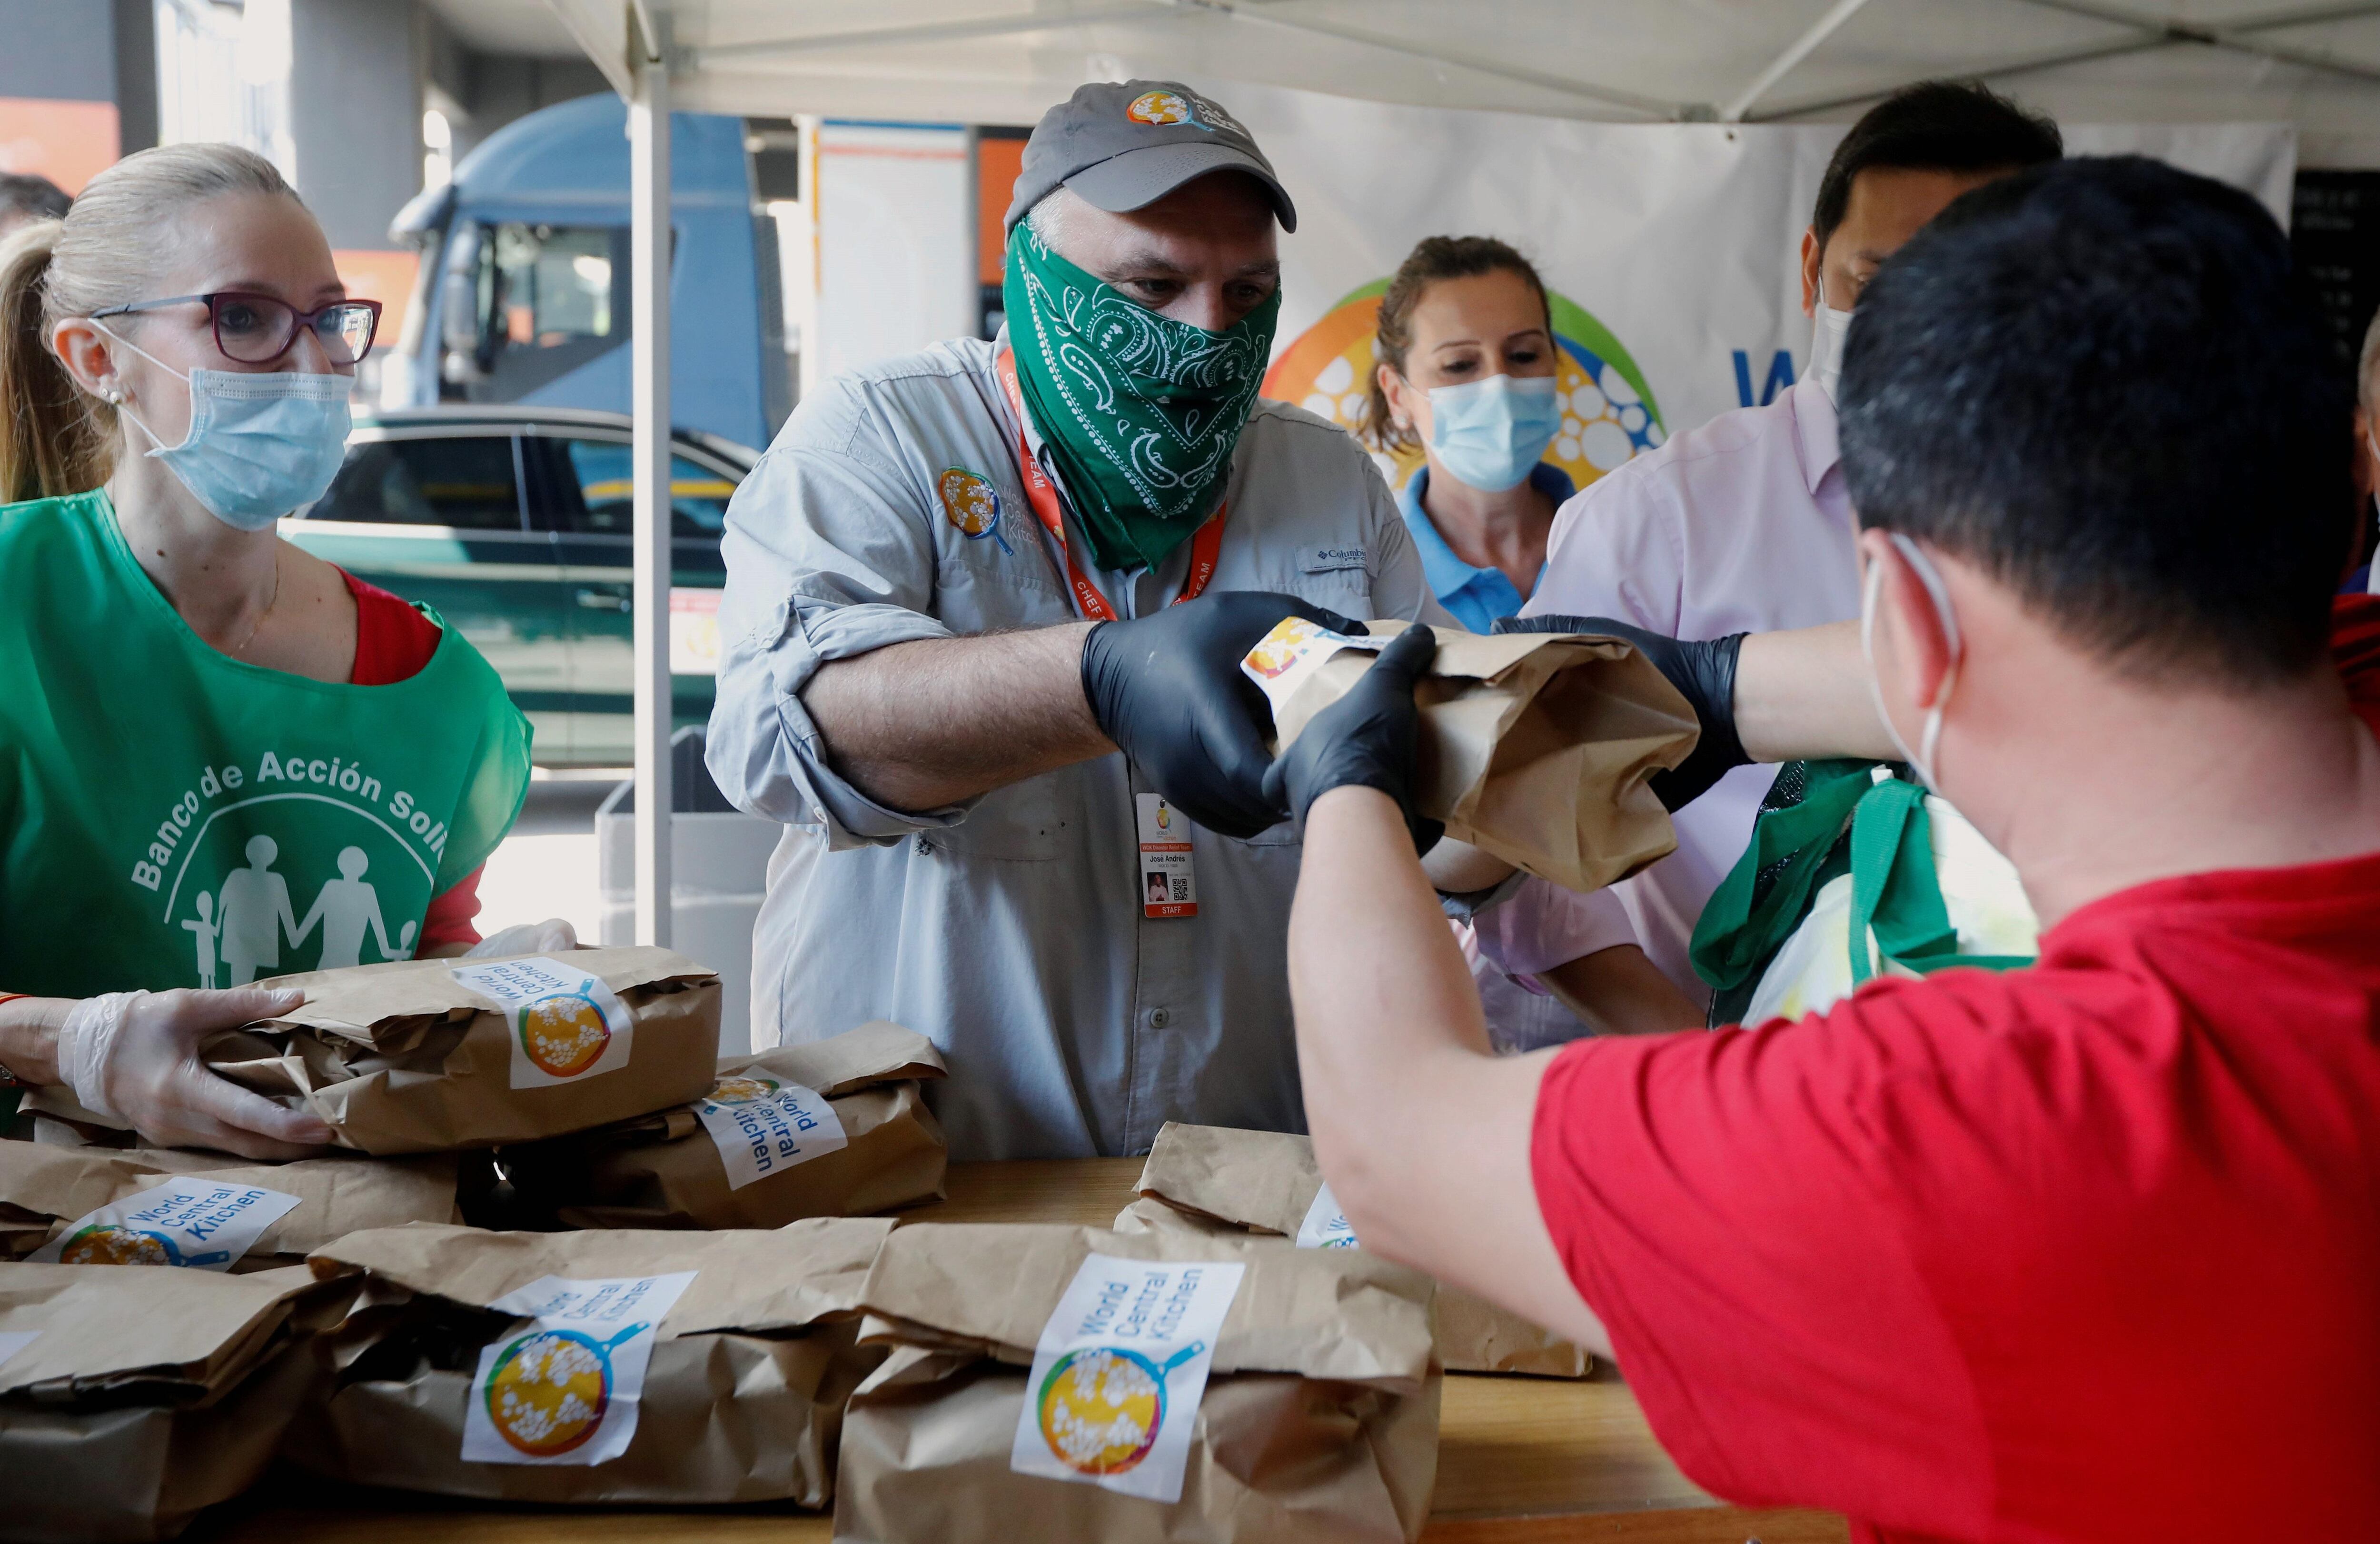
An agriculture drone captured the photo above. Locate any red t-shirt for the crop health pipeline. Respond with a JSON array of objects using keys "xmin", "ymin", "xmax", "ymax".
[
  {"xmin": 342, "ymin": 572, "xmax": 483, "ymax": 950},
  {"xmin": 1531, "ymin": 595, "xmax": 2380, "ymax": 1544}
]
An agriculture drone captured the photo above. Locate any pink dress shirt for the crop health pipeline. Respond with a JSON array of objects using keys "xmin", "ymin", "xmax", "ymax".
[{"xmin": 1494, "ymin": 378, "xmax": 1864, "ymax": 1007}]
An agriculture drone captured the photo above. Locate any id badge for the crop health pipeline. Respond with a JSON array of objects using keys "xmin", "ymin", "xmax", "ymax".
[{"xmin": 1135, "ymin": 794, "xmax": 1196, "ymax": 919}]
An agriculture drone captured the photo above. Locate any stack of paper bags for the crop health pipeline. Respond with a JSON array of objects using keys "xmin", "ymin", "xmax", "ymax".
[
  {"xmin": 143, "ymin": 947, "xmax": 724, "ymax": 1153},
  {"xmin": 836, "ymin": 1222, "xmax": 1439, "ymax": 1544},
  {"xmin": 0, "ymin": 1141, "xmax": 456, "ymax": 1271},
  {"xmin": 504, "ymin": 1020, "xmax": 949, "ymax": 1229},
  {"xmin": 1117, "ymin": 1122, "xmax": 1592, "ymax": 1378},
  {"xmin": 0, "ymin": 1262, "xmax": 357, "ymax": 1541},
  {"xmin": 291, "ymin": 1219, "xmax": 892, "ymax": 1506}
]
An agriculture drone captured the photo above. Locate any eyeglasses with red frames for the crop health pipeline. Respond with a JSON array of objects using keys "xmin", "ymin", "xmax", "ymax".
[{"xmin": 89, "ymin": 291, "xmax": 383, "ymax": 367}]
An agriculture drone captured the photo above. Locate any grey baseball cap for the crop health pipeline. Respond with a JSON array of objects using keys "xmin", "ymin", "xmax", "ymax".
[{"xmin": 1002, "ymin": 80, "xmax": 1297, "ymax": 234}]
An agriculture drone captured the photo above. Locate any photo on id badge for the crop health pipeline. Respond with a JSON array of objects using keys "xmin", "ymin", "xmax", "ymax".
[{"xmin": 1136, "ymin": 794, "xmax": 1196, "ymax": 918}]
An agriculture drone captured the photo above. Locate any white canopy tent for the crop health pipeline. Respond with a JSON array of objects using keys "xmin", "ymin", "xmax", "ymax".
[{"xmin": 534, "ymin": 0, "xmax": 2380, "ymax": 942}]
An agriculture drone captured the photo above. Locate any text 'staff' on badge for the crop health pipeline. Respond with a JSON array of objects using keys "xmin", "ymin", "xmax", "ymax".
[
  {"xmin": 451, "ymin": 956, "xmax": 636, "ymax": 1090},
  {"xmin": 1008, "ymin": 1253, "xmax": 1246, "ymax": 1503},
  {"xmin": 460, "ymin": 1271, "xmax": 698, "ymax": 1467}
]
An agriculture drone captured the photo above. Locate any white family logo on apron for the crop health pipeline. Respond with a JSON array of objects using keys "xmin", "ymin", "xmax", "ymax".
[
  {"xmin": 694, "ymin": 1074, "xmax": 849, "ymax": 1190},
  {"xmin": 1295, "ymin": 1181, "xmax": 1361, "ymax": 1249},
  {"xmin": 1009, "ymin": 1253, "xmax": 1245, "ymax": 1503},
  {"xmin": 460, "ymin": 1271, "xmax": 697, "ymax": 1467},
  {"xmin": 450, "ymin": 956, "xmax": 635, "ymax": 1088},
  {"xmin": 28, "ymin": 1175, "xmax": 303, "ymax": 1270}
]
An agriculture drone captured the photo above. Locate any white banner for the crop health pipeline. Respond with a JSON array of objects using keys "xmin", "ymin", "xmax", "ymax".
[{"xmin": 1213, "ymin": 84, "xmax": 2294, "ymax": 494}]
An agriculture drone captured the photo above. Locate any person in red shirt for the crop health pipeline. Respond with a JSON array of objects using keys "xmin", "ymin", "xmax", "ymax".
[{"xmin": 1267, "ymin": 157, "xmax": 2380, "ymax": 1542}]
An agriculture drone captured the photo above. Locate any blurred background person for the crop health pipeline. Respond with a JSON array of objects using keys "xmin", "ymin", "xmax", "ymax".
[
  {"xmin": 1366, "ymin": 234, "xmax": 1697, "ymax": 1044},
  {"xmin": 0, "ymin": 173, "xmax": 69, "ymax": 243},
  {"xmin": 2354, "ymin": 308, "xmax": 2378, "ymax": 592}
]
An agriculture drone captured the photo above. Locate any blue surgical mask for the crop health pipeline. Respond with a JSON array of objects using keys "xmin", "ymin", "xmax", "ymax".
[
  {"xmin": 1426, "ymin": 373, "xmax": 1562, "ymax": 492},
  {"xmin": 1860, "ymin": 532, "xmax": 1963, "ymax": 789},
  {"xmin": 98, "ymin": 324, "xmax": 351, "ymax": 531}
]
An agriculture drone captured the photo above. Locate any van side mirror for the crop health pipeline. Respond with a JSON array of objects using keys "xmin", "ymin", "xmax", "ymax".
[{"xmin": 440, "ymin": 269, "xmax": 480, "ymax": 356}]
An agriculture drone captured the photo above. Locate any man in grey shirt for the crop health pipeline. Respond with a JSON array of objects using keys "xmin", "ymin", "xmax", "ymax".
[{"xmin": 709, "ymin": 81, "xmax": 1446, "ymax": 1158}]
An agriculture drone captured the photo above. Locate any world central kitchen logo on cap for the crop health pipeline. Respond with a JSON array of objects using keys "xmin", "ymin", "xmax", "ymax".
[
  {"xmin": 1264, "ymin": 281, "xmax": 1666, "ymax": 494},
  {"xmin": 938, "ymin": 467, "xmax": 1012, "ymax": 553}
]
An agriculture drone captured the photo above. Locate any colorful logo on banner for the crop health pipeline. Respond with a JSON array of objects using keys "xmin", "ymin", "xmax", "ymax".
[{"xmin": 1263, "ymin": 282, "xmax": 1666, "ymax": 494}]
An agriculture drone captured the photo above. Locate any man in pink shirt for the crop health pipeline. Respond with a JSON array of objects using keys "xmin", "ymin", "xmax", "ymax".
[{"xmin": 1478, "ymin": 81, "xmax": 2063, "ymax": 1008}]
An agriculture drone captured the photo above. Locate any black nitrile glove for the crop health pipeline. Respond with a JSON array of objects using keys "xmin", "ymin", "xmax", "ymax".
[
  {"xmin": 1493, "ymin": 613, "xmax": 1748, "ymax": 811},
  {"xmin": 1081, "ymin": 590, "xmax": 1359, "ymax": 839},
  {"xmin": 1261, "ymin": 624, "xmax": 1442, "ymax": 857}
]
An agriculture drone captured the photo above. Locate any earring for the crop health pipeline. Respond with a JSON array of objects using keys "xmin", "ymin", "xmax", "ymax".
[{"xmin": 103, "ymin": 385, "xmax": 121, "ymax": 403}]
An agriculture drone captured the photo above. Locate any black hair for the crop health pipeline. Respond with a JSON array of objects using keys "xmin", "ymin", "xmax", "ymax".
[
  {"xmin": 0, "ymin": 173, "xmax": 68, "ymax": 225},
  {"xmin": 1811, "ymin": 81, "xmax": 2061, "ymax": 253},
  {"xmin": 1838, "ymin": 155, "xmax": 2355, "ymax": 685}
]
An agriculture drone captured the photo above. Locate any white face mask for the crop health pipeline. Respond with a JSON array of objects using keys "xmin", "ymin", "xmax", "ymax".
[
  {"xmin": 2370, "ymin": 429, "xmax": 2380, "ymax": 597},
  {"xmin": 1806, "ymin": 277, "xmax": 1854, "ymax": 405},
  {"xmin": 1861, "ymin": 532, "xmax": 1963, "ymax": 789},
  {"xmin": 96, "ymin": 322, "xmax": 351, "ymax": 532}
]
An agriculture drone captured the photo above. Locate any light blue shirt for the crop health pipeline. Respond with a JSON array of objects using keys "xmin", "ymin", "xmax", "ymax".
[
  {"xmin": 707, "ymin": 334, "xmax": 1451, "ymax": 1159},
  {"xmin": 1396, "ymin": 462, "xmax": 1576, "ymax": 634}
]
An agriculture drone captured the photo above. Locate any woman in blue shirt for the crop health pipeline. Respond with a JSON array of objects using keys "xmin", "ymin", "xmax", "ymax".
[{"xmin": 1363, "ymin": 236, "xmax": 1570, "ymax": 634}]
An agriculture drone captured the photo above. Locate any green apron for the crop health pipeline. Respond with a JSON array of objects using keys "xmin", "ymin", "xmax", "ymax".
[
  {"xmin": 0, "ymin": 490, "xmax": 531, "ymax": 1002},
  {"xmin": 1690, "ymin": 760, "xmax": 2034, "ymax": 1027}
]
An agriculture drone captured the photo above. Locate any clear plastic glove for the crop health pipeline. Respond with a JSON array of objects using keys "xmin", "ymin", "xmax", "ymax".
[
  {"xmin": 464, "ymin": 917, "xmax": 581, "ymax": 958},
  {"xmin": 54, "ymin": 987, "xmax": 335, "ymax": 1160}
]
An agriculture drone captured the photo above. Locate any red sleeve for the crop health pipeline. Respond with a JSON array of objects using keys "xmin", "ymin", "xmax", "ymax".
[
  {"xmin": 343, "ymin": 570, "xmax": 444, "ymax": 686},
  {"xmin": 1528, "ymin": 991, "xmax": 1995, "ymax": 1530},
  {"xmin": 416, "ymin": 865, "xmax": 485, "ymax": 952}
]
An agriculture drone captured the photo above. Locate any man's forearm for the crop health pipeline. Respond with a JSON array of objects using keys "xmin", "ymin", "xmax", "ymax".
[
  {"xmin": 801, "ymin": 622, "xmax": 1115, "ymax": 811},
  {"xmin": 1734, "ymin": 621, "xmax": 1896, "ymax": 764}
]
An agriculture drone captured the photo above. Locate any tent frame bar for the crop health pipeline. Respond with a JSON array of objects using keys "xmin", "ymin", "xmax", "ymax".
[
  {"xmin": 629, "ymin": 1, "xmax": 674, "ymax": 947},
  {"xmin": 1755, "ymin": 0, "xmax": 2380, "ymax": 119},
  {"xmin": 1720, "ymin": 0, "xmax": 1878, "ymax": 121}
]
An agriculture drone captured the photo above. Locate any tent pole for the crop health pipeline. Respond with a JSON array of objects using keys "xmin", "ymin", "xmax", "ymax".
[
  {"xmin": 1720, "ymin": 0, "xmax": 1877, "ymax": 122},
  {"xmin": 630, "ymin": 6, "xmax": 674, "ymax": 948}
]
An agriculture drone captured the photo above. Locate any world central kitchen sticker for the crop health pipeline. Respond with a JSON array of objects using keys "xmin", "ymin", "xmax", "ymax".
[
  {"xmin": 461, "ymin": 1271, "xmax": 697, "ymax": 1467},
  {"xmin": 1009, "ymin": 1253, "xmax": 1245, "ymax": 1503},
  {"xmin": 694, "ymin": 1073, "xmax": 849, "ymax": 1190},
  {"xmin": 450, "ymin": 956, "xmax": 635, "ymax": 1089},
  {"xmin": 29, "ymin": 1175, "xmax": 302, "ymax": 1270}
]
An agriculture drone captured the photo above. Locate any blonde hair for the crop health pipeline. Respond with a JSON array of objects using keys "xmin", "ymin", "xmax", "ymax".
[{"xmin": 0, "ymin": 142, "xmax": 301, "ymax": 504}]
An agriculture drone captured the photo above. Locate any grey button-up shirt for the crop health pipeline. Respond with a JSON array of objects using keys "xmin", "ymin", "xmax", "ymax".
[{"xmin": 707, "ymin": 333, "xmax": 1447, "ymax": 1159}]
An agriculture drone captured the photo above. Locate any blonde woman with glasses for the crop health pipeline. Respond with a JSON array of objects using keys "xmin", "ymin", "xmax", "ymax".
[{"xmin": 0, "ymin": 143, "xmax": 567, "ymax": 1158}]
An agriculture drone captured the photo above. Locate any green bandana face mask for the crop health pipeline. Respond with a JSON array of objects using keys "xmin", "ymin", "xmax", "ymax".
[{"xmin": 1003, "ymin": 221, "xmax": 1280, "ymax": 573}]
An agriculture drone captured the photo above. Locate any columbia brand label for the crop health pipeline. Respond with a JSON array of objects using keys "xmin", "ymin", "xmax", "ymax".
[
  {"xmin": 1239, "ymin": 616, "xmax": 1385, "ymax": 718},
  {"xmin": 29, "ymin": 1175, "xmax": 302, "ymax": 1270},
  {"xmin": 1009, "ymin": 1253, "xmax": 1245, "ymax": 1503},
  {"xmin": 1135, "ymin": 794, "xmax": 1197, "ymax": 919},
  {"xmin": 1295, "ymin": 1182, "xmax": 1360, "ymax": 1249},
  {"xmin": 1302, "ymin": 546, "xmax": 1368, "ymax": 573},
  {"xmin": 451, "ymin": 956, "xmax": 635, "ymax": 1089},
  {"xmin": 460, "ymin": 1271, "xmax": 698, "ymax": 1468},
  {"xmin": 694, "ymin": 1075, "xmax": 849, "ymax": 1190}
]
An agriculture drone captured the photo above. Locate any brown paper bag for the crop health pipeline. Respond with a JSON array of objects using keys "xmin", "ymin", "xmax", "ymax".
[
  {"xmin": 0, "ymin": 1141, "xmax": 458, "ymax": 1269},
  {"xmin": 0, "ymin": 1260, "xmax": 357, "ymax": 1542},
  {"xmin": 1118, "ymin": 1122, "xmax": 1591, "ymax": 1379},
  {"xmin": 291, "ymin": 1218, "xmax": 893, "ymax": 1506},
  {"xmin": 505, "ymin": 1020, "xmax": 950, "ymax": 1229},
  {"xmin": 186, "ymin": 947, "xmax": 721, "ymax": 1154},
  {"xmin": 835, "ymin": 1222, "xmax": 1439, "ymax": 1544},
  {"xmin": 1271, "ymin": 622, "xmax": 1697, "ymax": 892}
]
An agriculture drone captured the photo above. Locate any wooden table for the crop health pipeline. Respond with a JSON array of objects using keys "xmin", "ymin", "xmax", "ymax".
[{"xmin": 193, "ymin": 1161, "xmax": 1845, "ymax": 1544}]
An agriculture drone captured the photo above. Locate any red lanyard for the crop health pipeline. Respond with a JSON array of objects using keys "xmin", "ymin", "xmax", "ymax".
[{"xmin": 995, "ymin": 349, "xmax": 1225, "ymax": 623}]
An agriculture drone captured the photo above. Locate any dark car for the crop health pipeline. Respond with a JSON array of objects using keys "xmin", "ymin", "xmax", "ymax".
[{"xmin": 285, "ymin": 406, "xmax": 754, "ymax": 766}]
